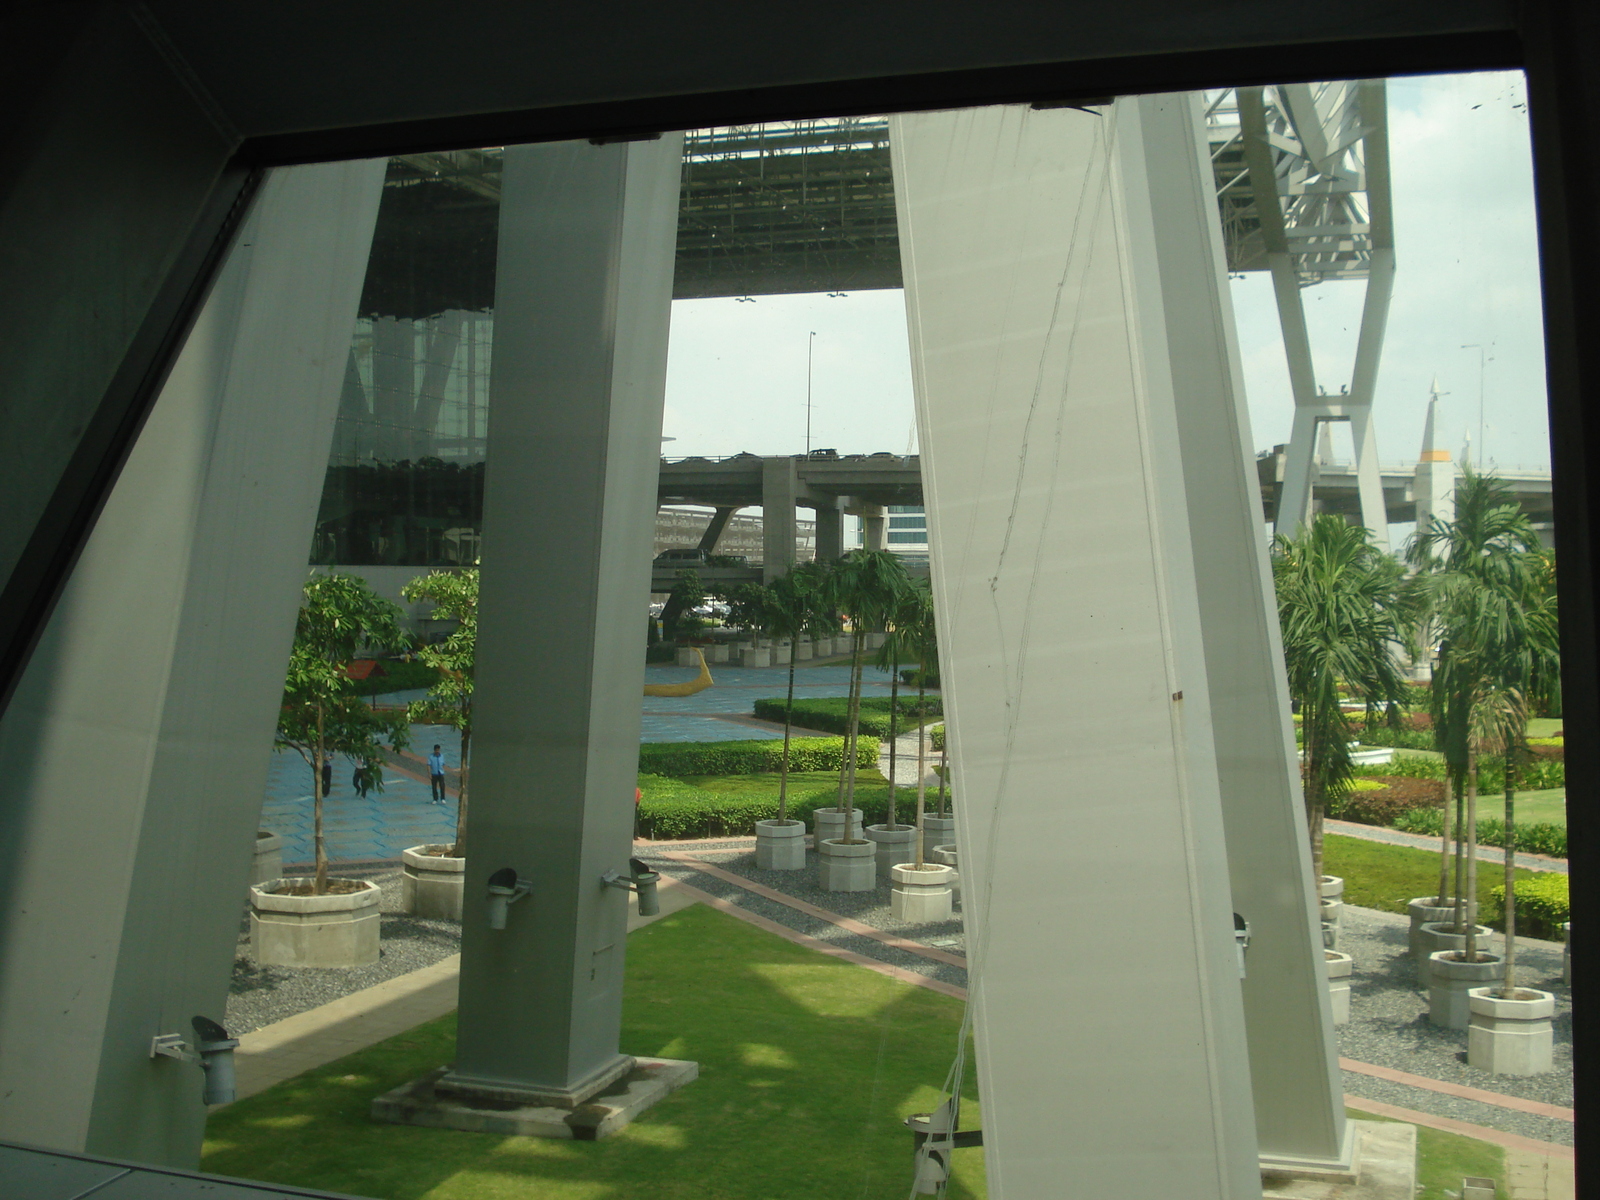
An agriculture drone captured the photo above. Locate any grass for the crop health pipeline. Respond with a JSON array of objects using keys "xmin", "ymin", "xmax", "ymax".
[
  {"xmin": 203, "ymin": 904, "xmax": 985, "ymax": 1200},
  {"xmin": 1324, "ymin": 833, "xmax": 1547, "ymax": 920},
  {"xmin": 1470, "ymin": 787, "xmax": 1567, "ymax": 827},
  {"xmin": 1526, "ymin": 717, "xmax": 1564, "ymax": 738},
  {"xmin": 1351, "ymin": 1108, "xmax": 1509, "ymax": 1200}
]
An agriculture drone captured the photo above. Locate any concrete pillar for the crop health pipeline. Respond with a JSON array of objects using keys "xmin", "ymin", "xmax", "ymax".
[
  {"xmin": 814, "ymin": 499, "xmax": 845, "ymax": 561},
  {"xmin": 1133, "ymin": 93, "xmax": 1346, "ymax": 1171},
  {"xmin": 860, "ymin": 503, "xmax": 886, "ymax": 551},
  {"xmin": 697, "ymin": 505, "xmax": 738, "ymax": 554},
  {"xmin": 0, "ymin": 162, "xmax": 385, "ymax": 1165},
  {"xmin": 761, "ymin": 457, "xmax": 798, "ymax": 582},
  {"xmin": 892, "ymin": 102, "xmax": 1259, "ymax": 1199},
  {"xmin": 449, "ymin": 134, "xmax": 681, "ymax": 1103}
]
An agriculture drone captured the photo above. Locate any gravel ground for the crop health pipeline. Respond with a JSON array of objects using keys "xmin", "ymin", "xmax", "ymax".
[
  {"xmin": 229, "ymin": 847, "xmax": 1573, "ymax": 1147},
  {"xmin": 1334, "ymin": 902, "xmax": 1573, "ymax": 1145},
  {"xmin": 226, "ymin": 869, "xmax": 460, "ymax": 1036}
]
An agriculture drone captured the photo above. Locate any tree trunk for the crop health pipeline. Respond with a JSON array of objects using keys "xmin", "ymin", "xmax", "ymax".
[
  {"xmin": 1464, "ymin": 747, "xmax": 1480, "ymax": 959},
  {"xmin": 914, "ymin": 669, "xmax": 928, "ymax": 867},
  {"xmin": 1502, "ymin": 777, "xmax": 1518, "ymax": 996},
  {"xmin": 1453, "ymin": 774, "xmax": 1467, "ymax": 934},
  {"xmin": 886, "ymin": 647, "xmax": 901, "ymax": 828},
  {"xmin": 841, "ymin": 629, "xmax": 866, "ymax": 842},
  {"xmin": 314, "ymin": 704, "xmax": 328, "ymax": 894},
  {"xmin": 937, "ymin": 742, "xmax": 948, "ymax": 817},
  {"xmin": 452, "ymin": 724, "xmax": 471, "ymax": 858},
  {"xmin": 778, "ymin": 640, "xmax": 797, "ymax": 823},
  {"xmin": 1436, "ymin": 773, "xmax": 1455, "ymax": 911}
]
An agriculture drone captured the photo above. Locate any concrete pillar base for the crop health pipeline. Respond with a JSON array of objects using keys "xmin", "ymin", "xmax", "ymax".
[
  {"xmin": 374, "ymin": 1059, "xmax": 698, "ymax": 1140},
  {"xmin": 402, "ymin": 846, "xmax": 466, "ymax": 921},
  {"xmin": 1326, "ymin": 951, "xmax": 1353, "ymax": 1025},
  {"xmin": 890, "ymin": 863, "xmax": 956, "ymax": 923},
  {"xmin": 818, "ymin": 839, "xmax": 875, "ymax": 891},
  {"xmin": 812, "ymin": 808, "xmax": 865, "ymax": 848},
  {"xmin": 754, "ymin": 820, "xmax": 807, "ymax": 870},
  {"xmin": 250, "ymin": 879, "xmax": 381, "ymax": 967},
  {"xmin": 250, "ymin": 832, "xmax": 284, "ymax": 893},
  {"xmin": 1467, "ymin": 988, "xmax": 1555, "ymax": 1075},
  {"xmin": 865, "ymin": 823, "xmax": 916, "ymax": 880},
  {"xmin": 1428, "ymin": 952, "xmax": 1504, "ymax": 1029}
]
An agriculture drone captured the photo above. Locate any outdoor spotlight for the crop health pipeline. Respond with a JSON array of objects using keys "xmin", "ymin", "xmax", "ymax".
[
  {"xmin": 601, "ymin": 857, "xmax": 662, "ymax": 917},
  {"xmin": 1233, "ymin": 912, "xmax": 1251, "ymax": 979},
  {"xmin": 150, "ymin": 1016, "xmax": 238, "ymax": 1105},
  {"xmin": 486, "ymin": 866, "xmax": 532, "ymax": 930}
]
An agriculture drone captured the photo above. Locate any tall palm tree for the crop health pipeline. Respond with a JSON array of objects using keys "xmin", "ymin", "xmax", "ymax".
[
  {"xmin": 766, "ymin": 562, "xmax": 829, "ymax": 826},
  {"xmin": 823, "ymin": 549, "xmax": 913, "ymax": 843},
  {"xmin": 876, "ymin": 582, "xmax": 935, "ymax": 838},
  {"xmin": 1273, "ymin": 515, "xmax": 1410, "ymax": 886},
  {"xmin": 1407, "ymin": 469, "xmax": 1552, "ymax": 946}
]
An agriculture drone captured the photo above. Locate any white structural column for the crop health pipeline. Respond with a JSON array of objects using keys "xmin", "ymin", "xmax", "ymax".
[
  {"xmin": 451, "ymin": 135, "xmax": 681, "ymax": 1100},
  {"xmin": 892, "ymin": 103, "xmax": 1260, "ymax": 1200},
  {"xmin": 1133, "ymin": 95, "xmax": 1347, "ymax": 1169},
  {"xmin": 0, "ymin": 162, "xmax": 384, "ymax": 1166}
]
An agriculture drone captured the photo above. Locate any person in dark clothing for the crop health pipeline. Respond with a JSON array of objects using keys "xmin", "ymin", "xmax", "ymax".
[
  {"xmin": 320, "ymin": 752, "xmax": 333, "ymax": 797},
  {"xmin": 428, "ymin": 745, "xmax": 447, "ymax": 803},
  {"xmin": 352, "ymin": 765, "xmax": 372, "ymax": 798}
]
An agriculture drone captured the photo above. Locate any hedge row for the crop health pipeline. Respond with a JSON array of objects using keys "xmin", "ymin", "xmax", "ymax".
[
  {"xmin": 1486, "ymin": 873, "xmax": 1570, "ymax": 939},
  {"xmin": 1329, "ymin": 776, "xmax": 1445, "ymax": 825},
  {"xmin": 637, "ymin": 736, "xmax": 877, "ymax": 778},
  {"xmin": 752, "ymin": 696, "xmax": 942, "ymax": 740},
  {"xmin": 634, "ymin": 775, "xmax": 896, "ymax": 840},
  {"xmin": 1391, "ymin": 809, "xmax": 1568, "ymax": 858},
  {"xmin": 1352, "ymin": 751, "xmax": 1564, "ymax": 792}
]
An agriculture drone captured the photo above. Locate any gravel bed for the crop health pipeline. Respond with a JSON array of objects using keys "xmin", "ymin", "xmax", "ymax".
[
  {"xmin": 1335, "ymin": 903, "xmax": 1573, "ymax": 1145},
  {"xmin": 226, "ymin": 869, "xmax": 461, "ymax": 1036}
]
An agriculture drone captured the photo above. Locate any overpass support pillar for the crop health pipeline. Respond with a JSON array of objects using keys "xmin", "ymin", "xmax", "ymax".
[
  {"xmin": 814, "ymin": 498, "xmax": 845, "ymax": 561},
  {"xmin": 697, "ymin": 506, "xmax": 739, "ymax": 555},
  {"xmin": 445, "ymin": 135, "xmax": 683, "ymax": 1108},
  {"xmin": 859, "ymin": 503, "xmax": 886, "ymax": 551},
  {"xmin": 762, "ymin": 457, "xmax": 798, "ymax": 582}
]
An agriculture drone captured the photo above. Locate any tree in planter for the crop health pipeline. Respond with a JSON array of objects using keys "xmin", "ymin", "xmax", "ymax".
[
  {"xmin": 823, "ymin": 549, "xmax": 914, "ymax": 843},
  {"xmin": 875, "ymin": 581, "xmax": 935, "ymax": 840},
  {"xmin": 662, "ymin": 569, "xmax": 706, "ymax": 640},
  {"xmin": 1407, "ymin": 469, "xmax": 1553, "ymax": 945},
  {"xmin": 1273, "ymin": 515, "xmax": 1410, "ymax": 888},
  {"xmin": 898, "ymin": 583, "xmax": 939, "ymax": 866},
  {"xmin": 401, "ymin": 568, "xmax": 478, "ymax": 858},
  {"xmin": 277, "ymin": 573, "xmax": 410, "ymax": 893},
  {"xmin": 766, "ymin": 562, "xmax": 831, "ymax": 826}
]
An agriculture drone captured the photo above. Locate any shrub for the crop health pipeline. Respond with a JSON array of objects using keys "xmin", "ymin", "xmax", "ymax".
[
  {"xmin": 753, "ymin": 696, "xmax": 942, "ymax": 740},
  {"xmin": 1391, "ymin": 810, "xmax": 1568, "ymax": 858},
  {"xmin": 1354, "ymin": 725, "xmax": 1437, "ymax": 751},
  {"xmin": 1330, "ymin": 776, "xmax": 1444, "ymax": 825},
  {"xmin": 1353, "ymin": 755, "xmax": 1448, "ymax": 780},
  {"xmin": 634, "ymin": 774, "xmax": 894, "ymax": 839},
  {"xmin": 638, "ymin": 736, "xmax": 877, "ymax": 778},
  {"xmin": 1487, "ymin": 873, "xmax": 1570, "ymax": 939},
  {"xmin": 899, "ymin": 667, "xmax": 941, "ymax": 688},
  {"xmin": 346, "ymin": 658, "xmax": 441, "ymax": 696}
]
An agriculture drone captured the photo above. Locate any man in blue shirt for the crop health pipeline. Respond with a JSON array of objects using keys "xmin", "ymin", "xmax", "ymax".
[{"xmin": 428, "ymin": 745, "xmax": 447, "ymax": 804}]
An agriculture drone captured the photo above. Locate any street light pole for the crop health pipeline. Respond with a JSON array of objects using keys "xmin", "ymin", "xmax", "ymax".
[
  {"xmin": 806, "ymin": 330, "xmax": 816, "ymax": 455},
  {"xmin": 1460, "ymin": 342, "xmax": 1492, "ymax": 468}
]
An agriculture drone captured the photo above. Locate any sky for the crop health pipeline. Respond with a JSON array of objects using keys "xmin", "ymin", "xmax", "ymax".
[{"xmin": 660, "ymin": 70, "xmax": 1549, "ymax": 478}]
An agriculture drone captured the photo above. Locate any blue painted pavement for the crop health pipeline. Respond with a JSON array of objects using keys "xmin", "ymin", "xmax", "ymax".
[{"xmin": 263, "ymin": 662, "xmax": 897, "ymax": 864}]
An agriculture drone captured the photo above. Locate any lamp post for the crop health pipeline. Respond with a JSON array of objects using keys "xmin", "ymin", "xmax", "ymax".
[
  {"xmin": 806, "ymin": 330, "xmax": 816, "ymax": 455},
  {"xmin": 1460, "ymin": 343, "xmax": 1493, "ymax": 468}
]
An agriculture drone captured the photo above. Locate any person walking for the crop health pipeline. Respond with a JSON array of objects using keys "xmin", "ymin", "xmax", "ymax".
[
  {"xmin": 352, "ymin": 765, "xmax": 372, "ymax": 799},
  {"xmin": 428, "ymin": 744, "xmax": 447, "ymax": 804},
  {"xmin": 320, "ymin": 751, "xmax": 333, "ymax": 797}
]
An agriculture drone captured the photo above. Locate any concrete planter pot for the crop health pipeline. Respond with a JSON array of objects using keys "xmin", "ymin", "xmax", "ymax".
[
  {"xmin": 401, "ymin": 845, "xmax": 465, "ymax": 920},
  {"xmin": 1319, "ymin": 898, "xmax": 1343, "ymax": 950},
  {"xmin": 675, "ymin": 646, "xmax": 700, "ymax": 667},
  {"xmin": 812, "ymin": 807, "xmax": 865, "ymax": 849},
  {"xmin": 740, "ymin": 646, "xmax": 771, "ymax": 668},
  {"xmin": 930, "ymin": 845, "xmax": 960, "ymax": 898},
  {"xmin": 865, "ymin": 823, "xmax": 916, "ymax": 882},
  {"xmin": 706, "ymin": 644, "xmax": 730, "ymax": 664},
  {"xmin": 250, "ymin": 831, "xmax": 283, "ymax": 892},
  {"xmin": 891, "ymin": 863, "xmax": 956, "ymax": 923},
  {"xmin": 812, "ymin": 638, "xmax": 834, "ymax": 657},
  {"xmin": 818, "ymin": 838, "xmax": 875, "ymax": 891},
  {"xmin": 250, "ymin": 878, "xmax": 381, "ymax": 967},
  {"xmin": 1417, "ymin": 921, "xmax": 1493, "ymax": 972},
  {"xmin": 1468, "ymin": 987, "xmax": 1555, "ymax": 1075},
  {"xmin": 1407, "ymin": 897, "xmax": 1457, "ymax": 961},
  {"xmin": 1325, "ymin": 950, "xmax": 1353, "ymax": 1025},
  {"xmin": 1428, "ymin": 951, "xmax": 1504, "ymax": 1029},
  {"xmin": 793, "ymin": 641, "xmax": 814, "ymax": 661},
  {"xmin": 1563, "ymin": 922, "xmax": 1570, "ymax": 986},
  {"xmin": 1320, "ymin": 875, "xmax": 1344, "ymax": 900},
  {"xmin": 754, "ymin": 819, "xmax": 806, "ymax": 870},
  {"xmin": 922, "ymin": 814, "xmax": 956, "ymax": 849},
  {"xmin": 863, "ymin": 631, "xmax": 886, "ymax": 650}
]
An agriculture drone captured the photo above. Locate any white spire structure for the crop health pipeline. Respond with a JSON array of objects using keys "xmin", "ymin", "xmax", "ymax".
[{"xmin": 1414, "ymin": 377, "xmax": 1455, "ymax": 532}]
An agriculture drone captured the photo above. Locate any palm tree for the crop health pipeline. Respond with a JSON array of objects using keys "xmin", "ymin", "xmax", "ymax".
[
  {"xmin": 895, "ymin": 584, "xmax": 938, "ymax": 866},
  {"xmin": 1407, "ymin": 469, "xmax": 1552, "ymax": 948},
  {"xmin": 875, "ymin": 582, "xmax": 933, "ymax": 833},
  {"xmin": 766, "ymin": 563, "xmax": 830, "ymax": 826},
  {"xmin": 823, "ymin": 549, "xmax": 913, "ymax": 843},
  {"xmin": 1273, "ymin": 515, "xmax": 1410, "ymax": 886}
]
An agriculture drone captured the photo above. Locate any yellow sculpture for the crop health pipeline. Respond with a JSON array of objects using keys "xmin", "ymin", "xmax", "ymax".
[{"xmin": 644, "ymin": 646, "xmax": 714, "ymax": 697}]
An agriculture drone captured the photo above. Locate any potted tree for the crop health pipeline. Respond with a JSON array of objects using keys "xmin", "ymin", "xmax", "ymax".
[
  {"xmin": 817, "ymin": 550, "xmax": 911, "ymax": 891},
  {"xmin": 1273, "ymin": 515, "xmax": 1409, "ymax": 949},
  {"xmin": 753, "ymin": 564, "xmax": 828, "ymax": 869},
  {"xmin": 252, "ymin": 573, "xmax": 409, "ymax": 967},
  {"xmin": 866, "ymin": 583, "xmax": 930, "ymax": 881},
  {"xmin": 397, "ymin": 567, "xmax": 478, "ymax": 919}
]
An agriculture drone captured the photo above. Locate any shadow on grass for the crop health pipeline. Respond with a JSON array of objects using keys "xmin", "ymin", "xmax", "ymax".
[{"xmin": 203, "ymin": 904, "xmax": 984, "ymax": 1200}]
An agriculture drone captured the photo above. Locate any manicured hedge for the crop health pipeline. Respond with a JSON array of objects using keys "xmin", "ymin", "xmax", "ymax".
[
  {"xmin": 638, "ymin": 736, "xmax": 877, "ymax": 778},
  {"xmin": 1487, "ymin": 872, "xmax": 1570, "ymax": 939},
  {"xmin": 1352, "ymin": 751, "xmax": 1564, "ymax": 791},
  {"xmin": 1329, "ymin": 776, "xmax": 1445, "ymax": 825},
  {"xmin": 634, "ymin": 774, "xmax": 894, "ymax": 840},
  {"xmin": 753, "ymin": 696, "xmax": 942, "ymax": 740},
  {"xmin": 1391, "ymin": 809, "xmax": 1568, "ymax": 858}
]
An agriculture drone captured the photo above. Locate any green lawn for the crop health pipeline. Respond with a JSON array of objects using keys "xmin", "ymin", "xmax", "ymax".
[
  {"xmin": 203, "ymin": 904, "xmax": 985, "ymax": 1200},
  {"xmin": 1325, "ymin": 833, "xmax": 1547, "ymax": 919},
  {"xmin": 1526, "ymin": 718, "xmax": 1564, "ymax": 738},
  {"xmin": 1470, "ymin": 787, "xmax": 1568, "ymax": 827},
  {"xmin": 1353, "ymin": 1108, "xmax": 1509, "ymax": 1200}
]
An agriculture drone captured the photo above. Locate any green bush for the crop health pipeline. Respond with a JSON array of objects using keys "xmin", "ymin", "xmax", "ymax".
[
  {"xmin": 899, "ymin": 667, "xmax": 941, "ymax": 688},
  {"xmin": 347, "ymin": 658, "xmax": 441, "ymax": 696},
  {"xmin": 1487, "ymin": 873, "xmax": 1570, "ymax": 939},
  {"xmin": 1331, "ymin": 777, "xmax": 1443, "ymax": 825},
  {"xmin": 753, "ymin": 696, "xmax": 942, "ymax": 740},
  {"xmin": 1354, "ymin": 725, "xmax": 1438, "ymax": 751},
  {"xmin": 1391, "ymin": 809, "xmax": 1568, "ymax": 858},
  {"xmin": 634, "ymin": 773, "xmax": 894, "ymax": 839},
  {"xmin": 1350, "ymin": 752, "xmax": 1563, "ymax": 791},
  {"xmin": 638, "ymin": 736, "xmax": 877, "ymax": 778},
  {"xmin": 645, "ymin": 643, "xmax": 678, "ymax": 663}
]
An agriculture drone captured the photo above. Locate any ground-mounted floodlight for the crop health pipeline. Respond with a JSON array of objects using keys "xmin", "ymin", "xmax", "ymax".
[
  {"xmin": 150, "ymin": 1016, "xmax": 239, "ymax": 1105},
  {"xmin": 486, "ymin": 867, "xmax": 532, "ymax": 929},
  {"xmin": 602, "ymin": 857, "xmax": 661, "ymax": 916}
]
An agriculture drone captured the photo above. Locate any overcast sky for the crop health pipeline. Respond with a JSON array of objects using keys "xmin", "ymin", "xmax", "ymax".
[{"xmin": 661, "ymin": 70, "xmax": 1548, "ymax": 479}]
